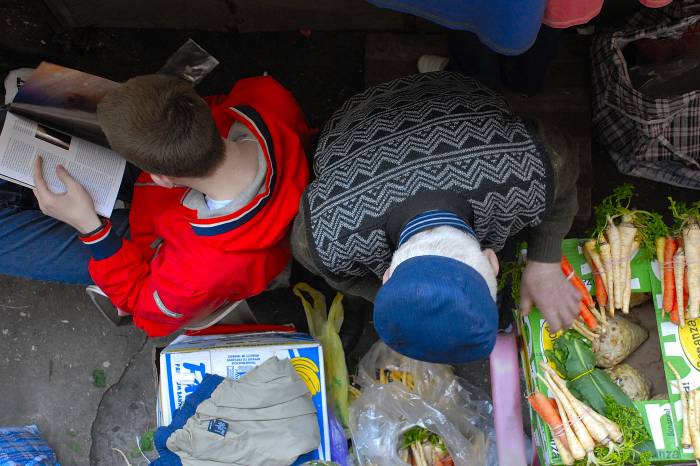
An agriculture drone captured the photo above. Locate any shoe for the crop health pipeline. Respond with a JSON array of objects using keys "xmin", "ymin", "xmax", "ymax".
[
  {"xmin": 86, "ymin": 285, "xmax": 132, "ymax": 326},
  {"xmin": 417, "ymin": 55, "xmax": 450, "ymax": 74}
]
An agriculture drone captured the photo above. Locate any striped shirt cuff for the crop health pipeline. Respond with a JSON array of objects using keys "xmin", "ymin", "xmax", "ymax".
[{"xmin": 79, "ymin": 220, "xmax": 122, "ymax": 260}]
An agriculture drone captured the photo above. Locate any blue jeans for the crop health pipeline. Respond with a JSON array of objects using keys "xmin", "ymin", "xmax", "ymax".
[{"xmin": 0, "ymin": 165, "xmax": 139, "ymax": 285}]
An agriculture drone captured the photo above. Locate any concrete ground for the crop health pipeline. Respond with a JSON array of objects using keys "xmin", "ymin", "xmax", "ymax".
[{"xmin": 1, "ymin": 2, "xmax": 698, "ymax": 465}]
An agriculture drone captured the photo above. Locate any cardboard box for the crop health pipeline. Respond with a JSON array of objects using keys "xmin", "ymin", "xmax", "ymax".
[
  {"xmin": 517, "ymin": 239, "xmax": 693, "ymax": 465},
  {"xmin": 157, "ymin": 332, "xmax": 331, "ymax": 464}
]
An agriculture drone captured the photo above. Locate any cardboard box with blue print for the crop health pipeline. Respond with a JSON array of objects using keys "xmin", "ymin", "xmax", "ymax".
[{"xmin": 158, "ymin": 331, "xmax": 331, "ymax": 464}]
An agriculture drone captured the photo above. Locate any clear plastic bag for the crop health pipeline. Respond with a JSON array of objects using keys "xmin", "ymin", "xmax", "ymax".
[
  {"xmin": 351, "ymin": 342, "xmax": 497, "ymax": 466},
  {"xmin": 158, "ymin": 39, "xmax": 220, "ymax": 85}
]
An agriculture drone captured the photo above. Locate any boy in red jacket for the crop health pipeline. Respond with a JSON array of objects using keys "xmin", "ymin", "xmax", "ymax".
[{"xmin": 27, "ymin": 75, "xmax": 312, "ymax": 336}]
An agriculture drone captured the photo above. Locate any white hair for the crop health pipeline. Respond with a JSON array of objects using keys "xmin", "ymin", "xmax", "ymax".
[{"xmin": 386, "ymin": 226, "xmax": 498, "ymax": 300}]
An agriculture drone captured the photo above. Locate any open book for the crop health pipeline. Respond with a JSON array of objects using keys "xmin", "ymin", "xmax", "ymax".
[{"xmin": 0, "ymin": 62, "xmax": 125, "ymax": 217}]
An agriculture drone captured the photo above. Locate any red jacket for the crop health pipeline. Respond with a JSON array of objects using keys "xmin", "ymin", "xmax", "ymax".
[{"xmin": 80, "ymin": 77, "xmax": 313, "ymax": 336}]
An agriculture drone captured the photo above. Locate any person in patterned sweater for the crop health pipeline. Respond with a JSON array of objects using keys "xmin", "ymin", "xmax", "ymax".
[{"xmin": 292, "ymin": 71, "xmax": 581, "ymax": 364}]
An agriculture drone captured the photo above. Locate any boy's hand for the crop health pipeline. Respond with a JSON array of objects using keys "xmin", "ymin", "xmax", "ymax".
[
  {"xmin": 519, "ymin": 260, "xmax": 581, "ymax": 332},
  {"xmin": 32, "ymin": 156, "xmax": 102, "ymax": 234}
]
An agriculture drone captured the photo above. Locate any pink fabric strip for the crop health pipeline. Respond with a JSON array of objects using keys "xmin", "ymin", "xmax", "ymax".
[{"xmin": 544, "ymin": 0, "xmax": 673, "ymax": 29}]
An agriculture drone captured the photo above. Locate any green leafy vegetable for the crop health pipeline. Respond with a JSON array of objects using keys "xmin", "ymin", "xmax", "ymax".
[
  {"xmin": 669, "ymin": 197, "xmax": 700, "ymax": 233},
  {"xmin": 591, "ymin": 184, "xmax": 634, "ymax": 239},
  {"xmin": 590, "ymin": 184, "xmax": 669, "ymax": 256},
  {"xmin": 574, "ymin": 397, "xmax": 652, "ymax": 466},
  {"xmin": 546, "ymin": 331, "xmax": 634, "ymax": 415},
  {"xmin": 400, "ymin": 426, "xmax": 447, "ymax": 453}
]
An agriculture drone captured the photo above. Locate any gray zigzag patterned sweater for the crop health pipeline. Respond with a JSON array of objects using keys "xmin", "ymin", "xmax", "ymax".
[{"xmin": 303, "ymin": 72, "xmax": 565, "ymax": 280}]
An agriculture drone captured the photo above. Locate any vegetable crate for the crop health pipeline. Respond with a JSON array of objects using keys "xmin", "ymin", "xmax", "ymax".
[{"xmin": 516, "ymin": 239, "xmax": 695, "ymax": 465}]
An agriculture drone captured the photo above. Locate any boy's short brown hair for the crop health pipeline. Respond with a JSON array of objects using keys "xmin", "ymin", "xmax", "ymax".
[{"xmin": 97, "ymin": 75, "xmax": 224, "ymax": 178}]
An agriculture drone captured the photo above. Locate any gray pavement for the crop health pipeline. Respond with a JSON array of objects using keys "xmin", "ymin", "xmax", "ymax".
[{"xmin": 0, "ymin": 276, "xmax": 150, "ymax": 465}]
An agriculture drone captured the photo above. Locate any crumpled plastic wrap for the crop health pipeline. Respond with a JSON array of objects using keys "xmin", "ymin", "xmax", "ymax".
[{"xmin": 350, "ymin": 342, "xmax": 497, "ymax": 466}]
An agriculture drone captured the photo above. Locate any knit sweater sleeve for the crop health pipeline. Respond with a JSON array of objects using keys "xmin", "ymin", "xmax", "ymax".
[{"xmin": 527, "ymin": 120, "xmax": 580, "ymax": 263}]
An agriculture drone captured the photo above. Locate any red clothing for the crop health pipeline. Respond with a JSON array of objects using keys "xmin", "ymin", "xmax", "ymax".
[
  {"xmin": 80, "ymin": 76, "xmax": 313, "ymax": 336},
  {"xmin": 543, "ymin": 0, "xmax": 672, "ymax": 29}
]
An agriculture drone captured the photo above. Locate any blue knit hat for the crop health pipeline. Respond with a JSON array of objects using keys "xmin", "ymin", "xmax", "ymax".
[{"xmin": 374, "ymin": 255, "xmax": 498, "ymax": 364}]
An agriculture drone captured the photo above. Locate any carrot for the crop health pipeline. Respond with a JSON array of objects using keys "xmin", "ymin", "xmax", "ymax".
[
  {"xmin": 664, "ymin": 238, "xmax": 679, "ymax": 312},
  {"xmin": 599, "ymin": 241, "xmax": 615, "ymax": 317},
  {"xmin": 593, "ymin": 267, "xmax": 608, "ymax": 309},
  {"xmin": 579, "ymin": 301, "xmax": 598, "ymax": 331},
  {"xmin": 685, "ymin": 221, "xmax": 700, "ymax": 319},
  {"xmin": 561, "ymin": 256, "xmax": 595, "ymax": 308},
  {"xmin": 675, "ymin": 248, "xmax": 686, "ymax": 328},
  {"xmin": 528, "ymin": 392, "xmax": 569, "ymax": 450},
  {"xmin": 671, "ymin": 300, "xmax": 680, "ymax": 325}
]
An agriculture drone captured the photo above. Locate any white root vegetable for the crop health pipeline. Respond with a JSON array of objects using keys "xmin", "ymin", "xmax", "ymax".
[
  {"xmin": 607, "ymin": 217, "xmax": 622, "ymax": 310},
  {"xmin": 668, "ymin": 361, "xmax": 691, "ymax": 448},
  {"xmin": 685, "ymin": 221, "xmax": 700, "ymax": 319},
  {"xmin": 554, "ymin": 436, "xmax": 574, "ymax": 466},
  {"xmin": 540, "ymin": 364, "xmax": 610, "ymax": 445},
  {"xmin": 599, "ymin": 241, "xmax": 615, "ymax": 317},
  {"xmin": 675, "ymin": 248, "xmax": 686, "ymax": 328},
  {"xmin": 690, "ymin": 390, "xmax": 700, "ymax": 460},
  {"xmin": 552, "ymin": 387, "xmax": 586, "ymax": 461},
  {"xmin": 584, "ymin": 404, "xmax": 623, "ymax": 444},
  {"xmin": 622, "ymin": 240, "xmax": 639, "ymax": 314},
  {"xmin": 571, "ymin": 320, "xmax": 598, "ymax": 341}
]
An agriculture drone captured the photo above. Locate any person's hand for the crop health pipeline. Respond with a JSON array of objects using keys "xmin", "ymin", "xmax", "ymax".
[
  {"xmin": 520, "ymin": 260, "xmax": 581, "ymax": 332},
  {"xmin": 32, "ymin": 156, "xmax": 102, "ymax": 234}
]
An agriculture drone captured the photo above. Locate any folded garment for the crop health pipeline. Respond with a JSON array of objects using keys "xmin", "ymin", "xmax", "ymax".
[{"xmin": 154, "ymin": 357, "xmax": 320, "ymax": 466}]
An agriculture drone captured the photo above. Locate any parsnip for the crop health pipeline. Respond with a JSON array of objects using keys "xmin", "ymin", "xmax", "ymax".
[
  {"xmin": 668, "ymin": 361, "xmax": 691, "ymax": 448},
  {"xmin": 685, "ymin": 221, "xmax": 700, "ymax": 319},
  {"xmin": 599, "ymin": 241, "xmax": 615, "ymax": 317},
  {"xmin": 622, "ymin": 240, "xmax": 639, "ymax": 314},
  {"xmin": 540, "ymin": 364, "xmax": 609, "ymax": 445},
  {"xmin": 675, "ymin": 249, "xmax": 686, "ymax": 327},
  {"xmin": 554, "ymin": 436, "xmax": 574, "ymax": 466},
  {"xmin": 607, "ymin": 217, "xmax": 622, "ymax": 310}
]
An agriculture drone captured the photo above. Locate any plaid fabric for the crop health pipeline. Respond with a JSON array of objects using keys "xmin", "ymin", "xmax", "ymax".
[
  {"xmin": 591, "ymin": 11, "xmax": 700, "ymax": 189},
  {"xmin": 0, "ymin": 425, "xmax": 59, "ymax": 465}
]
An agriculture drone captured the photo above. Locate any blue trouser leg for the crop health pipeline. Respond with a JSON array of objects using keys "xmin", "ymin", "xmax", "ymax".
[{"xmin": 0, "ymin": 172, "xmax": 133, "ymax": 285}]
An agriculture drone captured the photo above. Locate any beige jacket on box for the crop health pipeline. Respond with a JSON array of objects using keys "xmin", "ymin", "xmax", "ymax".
[{"xmin": 166, "ymin": 357, "xmax": 320, "ymax": 466}]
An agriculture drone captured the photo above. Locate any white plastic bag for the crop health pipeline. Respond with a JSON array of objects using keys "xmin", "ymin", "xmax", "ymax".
[{"xmin": 350, "ymin": 342, "xmax": 497, "ymax": 466}]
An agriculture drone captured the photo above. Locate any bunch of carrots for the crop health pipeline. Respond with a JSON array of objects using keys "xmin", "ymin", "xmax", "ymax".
[
  {"xmin": 561, "ymin": 255, "xmax": 606, "ymax": 341},
  {"xmin": 660, "ymin": 199, "xmax": 700, "ymax": 327},
  {"xmin": 528, "ymin": 362, "xmax": 623, "ymax": 465}
]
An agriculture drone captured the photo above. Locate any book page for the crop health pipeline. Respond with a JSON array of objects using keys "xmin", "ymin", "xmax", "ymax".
[{"xmin": 0, "ymin": 112, "xmax": 125, "ymax": 218}]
